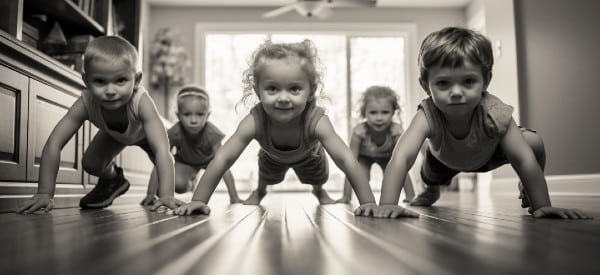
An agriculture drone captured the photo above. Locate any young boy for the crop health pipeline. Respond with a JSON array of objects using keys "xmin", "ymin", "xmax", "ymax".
[
  {"xmin": 376, "ymin": 27, "xmax": 590, "ymax": 219},
  {"xmin": 17, "ymin": 36, "xmax": 182, "ymax": 214}
]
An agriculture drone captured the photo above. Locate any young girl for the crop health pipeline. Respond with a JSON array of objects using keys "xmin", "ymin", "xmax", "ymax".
[
  {"xmin": 141, "ymin": 85, "xmax": 242, "ymax": 206},
  {"xmin": 173, "ymin": 39, "xmax": 390, "ymax": 217},
  {"xmin": 337, "ymin": 86, "xmax": 415, "ymax": 203},
  {"xmin": 376, "ymin": 27, "xmax": 590, "ymax": 219},
  {"xmin": 17, "ymin": 36, "xmax": 181, "ymax": 213}
]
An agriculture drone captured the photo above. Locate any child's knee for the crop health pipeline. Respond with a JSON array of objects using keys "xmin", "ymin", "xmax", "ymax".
[
  {"xmin": 82, "ymin": 156, "xmax": 109, "ymax": 176},
  {"xmin": 174, "ymin": 178, "xmax": 190, "ymax": 194},
  {"xmin": 522, "ymin": 131, "xmax": 546, "ymax": 162}
]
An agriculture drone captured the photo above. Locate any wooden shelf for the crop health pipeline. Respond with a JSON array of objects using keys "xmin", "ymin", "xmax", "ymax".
[{"xmin": 24, "ymin": 0, "xmax": 104, "ymax": 36}]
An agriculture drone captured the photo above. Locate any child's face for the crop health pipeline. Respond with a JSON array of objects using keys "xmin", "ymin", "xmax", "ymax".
[
  {"xmin": 83, "ymin": 59, "xmax": 139, "ymax": 111},
  {"xmin": 256, "ymin": 58, "xmax": 312, "ymax": 124},
  {"xmin": 177, "ymin": 97, "xmax": 209, "ymax": 135},
  {"xmin": 427, "ymin": 61, "xmax": 485, "ymax": 118},
  {"xmin": 364, "ymin": 98, "xmax": 395, "ymax": 132}
]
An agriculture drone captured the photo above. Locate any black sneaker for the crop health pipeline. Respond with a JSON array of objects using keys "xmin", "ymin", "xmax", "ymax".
[{"xmin": 80, "ymin": 166, "xmax": 130, "ymax": 209}]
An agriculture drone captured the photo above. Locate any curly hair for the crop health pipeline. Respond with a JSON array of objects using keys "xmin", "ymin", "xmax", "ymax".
[{"xmin": 240, "ymin": 39, "xmax": 323, "ymax": 108}]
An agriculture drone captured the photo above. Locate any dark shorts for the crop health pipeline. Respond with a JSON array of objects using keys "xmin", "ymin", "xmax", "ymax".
[
  {"xmin": 258, "ymin": 146, "xmax": 329, "ymax": 185},
  {"xmin": 135, "ymin": 139, "xmax": 156, "ymax": 164},
  {"xmin": 357, "ymin": 155, "xmax": 390, "ymax": 170},
  {"xmin": 420, "ymin": 127, "xmax": 535, "ymax": 186},
  {"xmin": 174, "ymin": 155, "xmax": 209, "ymax": 170}
]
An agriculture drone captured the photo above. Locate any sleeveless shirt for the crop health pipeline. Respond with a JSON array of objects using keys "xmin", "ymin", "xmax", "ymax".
[
  {"xmin": 250, "ymin": 104, "xmax": 325, "ymax": 165},
  {"xmin": 81, "ymin": 86, "xmax": 148, "ymax": 145},
  {"xmin": 419, "ymin": 91, "xmax": 513, "ymax": 171}
]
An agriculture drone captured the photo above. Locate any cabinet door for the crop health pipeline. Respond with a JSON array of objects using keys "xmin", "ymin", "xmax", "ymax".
[
  {"xmin": 27, "ymin": 79, "xmax": 84, "ymax": 183},
  {"xmin": 0, "ymin": 64, "xmax": 28, "ymax": 181}
]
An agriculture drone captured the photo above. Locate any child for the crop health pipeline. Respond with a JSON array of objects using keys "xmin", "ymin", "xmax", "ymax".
[
  {"xmin": 336, "ymin": 86, "xmax": 415, "ymax": 203},
  {"xmin": 173, "ymin": 39, "xmax": 388, "ymax": 217},
  {"xmin": 17, "ymin": 36, "xmax": 182, "ymax": 214},
  {"xmin": 376, "ymin": 27, "xmax": 590, "ymax": 219},
  {"xmin": 141, "ymin": 85, "xmax": 242, "ymax": 206}
]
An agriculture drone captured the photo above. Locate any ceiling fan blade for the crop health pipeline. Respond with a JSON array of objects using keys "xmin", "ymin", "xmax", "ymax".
[
  {"xmin": 262, "ymin": 4, "xmax": 297, "ymax": 18},
  {"xmin": 315, "ymin": 6, "xmax": 333, "ymax": 18},
  {"xmin": 330, "ymin": 0, "xmax": 377, "ymax": 8}
]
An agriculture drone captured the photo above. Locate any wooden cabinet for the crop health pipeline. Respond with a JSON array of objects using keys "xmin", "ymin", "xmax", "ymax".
[
  {"xmin": 0, "ymin": 64, "xmax": 28, "ymax": 181},
  {"xmin": 27, "ymin": 78, "xmax": 84, "ymax": 184}
]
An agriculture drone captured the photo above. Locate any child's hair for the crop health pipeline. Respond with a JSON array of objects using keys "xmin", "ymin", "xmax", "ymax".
[
  {"xmin": 358, "ymin": 85, "xmax": 401, "ymax": 118},
  {"xmin": 176, "ymin": 85, "xmax": 210, "ymax": 110},
  {"xmin": 84, "ymin": 36, "xmax": 138, "ymax": 73},
  {"xmin": 417, "ymin": 27, "xmax": 494, "ymax": 94},
  {"xmin": 241, "ymin": 39, "xmax": 323, "ymax": 107}
]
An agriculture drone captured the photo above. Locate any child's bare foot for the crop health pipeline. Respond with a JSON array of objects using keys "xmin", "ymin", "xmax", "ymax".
[
  {"xmin": 230, "ymin": 197, "xmax": 243, "ymax": 204},
  {"xmin": 402, "ymin": 197, "xmax": 414, "ymax": 204},
  {"xmin": 518, "ymin": 182, "xmax": 531, "ymax": 208},
  {"xmin": 312, "ymin": 188, "xmax": 335, "ymax": 205},
  {"xmin": 243, "ymin": 190, "xmax": 266, "ymax": 205},
  {"xmin": 409, "ymin": 186, "xmax": 440, "ymax": 206},
  {"xmin": 335, "ymin": 196, "xmax": 351, "ymax": 204}
]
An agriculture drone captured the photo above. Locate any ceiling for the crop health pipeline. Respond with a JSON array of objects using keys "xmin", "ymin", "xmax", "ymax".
[{"xmin": 147, "ymin": 0, "xmax": 473, "ymax": 8}]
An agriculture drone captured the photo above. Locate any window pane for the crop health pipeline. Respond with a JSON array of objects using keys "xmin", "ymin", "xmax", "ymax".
[{"xmin": 205, "ymin": 34, "xmax": 266, "ymax": 192}]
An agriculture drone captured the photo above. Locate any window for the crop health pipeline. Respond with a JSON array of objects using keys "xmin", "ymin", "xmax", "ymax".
[{"xmin": 196, "ymin": 23, "xmax": 416, "ymax": 192}]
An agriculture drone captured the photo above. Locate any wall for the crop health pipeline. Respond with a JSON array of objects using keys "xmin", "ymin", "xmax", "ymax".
[{"xmin": 514, "ymin": 0, "xmax": 600, "ymax": 175}]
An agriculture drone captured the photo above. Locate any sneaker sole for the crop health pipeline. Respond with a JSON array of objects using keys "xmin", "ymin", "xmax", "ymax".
[{"xmin": 80, "ymin": 182, "xmax": 130, "ymax": 209}]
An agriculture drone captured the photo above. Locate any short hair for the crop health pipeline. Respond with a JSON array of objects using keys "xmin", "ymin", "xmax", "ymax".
[
  {"xmin": 176, "ymin": 85, "xmax": 210, "ymax": 110},
  {"xmin": 241, "ymin": 39, "xmax": 323, "ymax": 107},
  {"xmin": 84, "ymin": 36, "xmax": 138, "ymax": 73},
  {"xmin": 418, "ymin": 27, "xmax": 494, "ymax": 94}
]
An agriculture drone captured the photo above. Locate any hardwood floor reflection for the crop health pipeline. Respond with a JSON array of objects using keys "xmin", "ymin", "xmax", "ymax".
[{"xmin": 2, "ymin": 192, "xmax": 599, "ymax": 275}]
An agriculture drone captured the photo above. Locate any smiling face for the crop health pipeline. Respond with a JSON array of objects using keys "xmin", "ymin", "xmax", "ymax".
[
  {"xmin": 177, "ymin": 97, "xmax": 210, "ymax": 135},
  {"xmin": 83, "ymin": 59, "xmax": 140, "ymax": 111},
  {"xmin": 256, "ymin": 58, "xmax": 312, "ymax": 125},
  {"xmin": 364, "ymin": 98, "xmax": 395, "ymax": 132},
  {"xmin": 427, "ymin": 60, "xmax": 485, "ymax": 119}
]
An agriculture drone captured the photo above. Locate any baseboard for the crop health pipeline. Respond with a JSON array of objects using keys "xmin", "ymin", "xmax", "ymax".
[
  {"xmin": 0, "ymin": 182, "xmax": 147, "ymax": 213},
  {"xmin": 491, "ymin": 173, "xmax": 600, "ymax": 196}
]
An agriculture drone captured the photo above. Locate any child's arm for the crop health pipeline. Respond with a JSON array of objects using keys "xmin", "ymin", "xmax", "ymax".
[
  {"xmin": 213, "ymin": 142, "xmax": 242, "ymax": 203},
  {"xmin": 141, "ymin": 167, "xmax": 159, "ymax": 206},
  {"xmin": 137, "ymin": 94, "xmax": 182, "ymax": 210},
  {"xmin": 142, "ymin": 144, "xmax": 175, "ymax": 206},
  {"xmin": 501, "ymin": 119, "xmax": 590, "ymax": 219},
  {"xmin": 314, "ymin": 116, "xmax": 377, "ymax": 216},
  {"xmin": 337, "ymin": 134, "xmax": 361, "ymax": 203},
  {"xmin": 16, "ymin": 98, "xmax": 88, "ymax": 214},
  {"xmin": 174, "ymin": 115, "xmax": 255, "ymax": 215},
  {"xmin": 376, "ymin": 111, "xmax": 429, "ymax": 218}
]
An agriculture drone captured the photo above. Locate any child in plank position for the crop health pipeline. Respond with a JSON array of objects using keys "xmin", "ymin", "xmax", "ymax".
[
  {"xmin": 141, "ymin": 85, "xmax": 242, "ymax": 206},
  {"xmin": 337, "ymin": 86, "xmax": 415, "ymax": 203},
  {"xmin": 173, "ymin": 39, "xmax": 392, "ymax": 217},
  {"xmin": 376, "ymin": 27, "xmax": 590, "ymax": 219},
  {"xmin": 17, "ymin": 36, "xmax": 182, "ymax": 213}
]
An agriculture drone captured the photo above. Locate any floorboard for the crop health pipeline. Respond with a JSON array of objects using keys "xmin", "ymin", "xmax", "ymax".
[{"xmin": 1, "ymin": 191, "xmax": 599, "ymax": 275}]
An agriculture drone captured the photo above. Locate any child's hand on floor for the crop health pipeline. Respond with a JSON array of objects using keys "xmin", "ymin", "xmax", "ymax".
[
  {"xmin": 150, "ymin": 197, "xmax": 185, "ymax": 211},
  {"xmin": 375, "ymin": 205, "xmax": 420, "ymax": 218},
  {"xmin": 531, "ymin": 206, "xmax": 592, "ymax": 219},
  {"xmin": 16, "ymin": 194, "xmax": 54, "ymax": 214},
  {"xmin": 173, "ymin": 201, "xmax": 211, "ymax": 216},
  {"xmin": 354, "ymin": 202, "xmax": 378, "ymax": 216},
  {"xmin": 140, "ymin": 195, "xmax": 158, "ymax": 207}
]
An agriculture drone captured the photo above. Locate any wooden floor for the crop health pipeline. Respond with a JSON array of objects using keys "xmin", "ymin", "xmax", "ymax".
[{"xmin": 1, "ymin": 191, "xmax": 599, "ymax": 275}]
